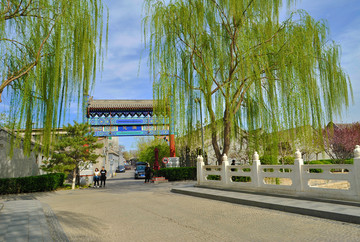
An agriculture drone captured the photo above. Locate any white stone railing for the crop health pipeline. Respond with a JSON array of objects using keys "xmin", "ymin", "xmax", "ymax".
[{"xmin": 197, "ymin": 145, "xmax": 360, "ymax": 202}]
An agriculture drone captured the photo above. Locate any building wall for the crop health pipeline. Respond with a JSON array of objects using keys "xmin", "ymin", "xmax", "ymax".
[{"xmin": 0, "ymin": 129, "xmax": 44, "ymax": 178}]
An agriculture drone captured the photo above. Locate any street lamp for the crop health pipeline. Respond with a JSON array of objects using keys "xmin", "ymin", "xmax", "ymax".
[{"xmin": 194, "ymin": 98, "xmax": 204, "ymax": 158}]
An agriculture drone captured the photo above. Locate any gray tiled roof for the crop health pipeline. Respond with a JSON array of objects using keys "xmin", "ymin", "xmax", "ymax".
[{"xmin": 88, "ymin": 97, "xmax": 153, "ymax": 109}]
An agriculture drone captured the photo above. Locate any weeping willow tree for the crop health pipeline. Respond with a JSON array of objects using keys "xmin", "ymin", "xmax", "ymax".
[
  {"xmin": 0, "ymin": 0, "xmax": 108, "ymax": 155},
  {"xmin": 143, "ymin": 0, "xmax": 352, "ymax": 163}
]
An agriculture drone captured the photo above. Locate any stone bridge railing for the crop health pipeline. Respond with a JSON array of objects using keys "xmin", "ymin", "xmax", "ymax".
[{"xmin": 197, "ymin": 145, "xmax": 360, "ymax": 202}]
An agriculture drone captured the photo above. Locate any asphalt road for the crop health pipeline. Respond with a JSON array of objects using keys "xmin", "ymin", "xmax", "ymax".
[{"xmin": 36, "ymin": 170, "xmax": 360, "ymax": 242}]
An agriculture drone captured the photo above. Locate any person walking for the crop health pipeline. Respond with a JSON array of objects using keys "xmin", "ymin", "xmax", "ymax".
[
  {"xmin": 231, "ymin": 159, "xmax": 236, "ymax": 181},
  {"xmin": 100, "ymin": 166, "xmax": 107, "ymax": 187},
  {"xmin": 93, "ymin": 168, "xmax": 100, "ymax": 188},
  {"xmin": 145, "ymin": 163, "xmax": 152, "ymax": 183}
]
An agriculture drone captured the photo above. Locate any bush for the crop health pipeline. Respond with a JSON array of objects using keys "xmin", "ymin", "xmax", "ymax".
[
  {"xmin": 207, "ymin": 175, "xmax": 221, "ymax": 180},
  {"xmin": 260, "ymin": 155, "xmax": 278, "ymax": 165},
  {"xmin": 0, "ymin": 173, "xmax": 65, "ymax": 195},
  {"xmin": 308, "ymin": 160, "xmax": 331, "ymax": 173},
  {"xmin": 232, "ymin": 176, "xmax": 251, "ymax": 182},
  {"xmin": 155, "ymin": 167, "xmax": 196, "ymax": 181},
  {"xmin": 279, "ymin": 156, "xmax": 295, "ymax": 165}
]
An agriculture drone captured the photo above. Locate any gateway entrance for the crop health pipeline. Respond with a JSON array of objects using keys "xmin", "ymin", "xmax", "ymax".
[{"xmin": 85, "ymin": 97, "xmax": 175, "ymax": 156}]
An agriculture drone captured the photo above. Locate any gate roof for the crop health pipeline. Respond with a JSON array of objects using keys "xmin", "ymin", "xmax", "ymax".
[{"xmin": 88, "ymin": 98, "xmax": 153, "ymax": 110}]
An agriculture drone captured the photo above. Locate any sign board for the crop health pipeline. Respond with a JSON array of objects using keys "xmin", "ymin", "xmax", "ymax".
[
  {"xmin": 166, "ymin": 157, "xmax": 180, "ymax": 168},
  {"xmin": 162, "ymin": 157, "xmax": 169, "ymax": 164}
]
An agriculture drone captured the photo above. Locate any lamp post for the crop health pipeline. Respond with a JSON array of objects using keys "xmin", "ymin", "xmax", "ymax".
[{"xmin": 194, "ymin": 98, "xmax": 204, "ymax": 158}]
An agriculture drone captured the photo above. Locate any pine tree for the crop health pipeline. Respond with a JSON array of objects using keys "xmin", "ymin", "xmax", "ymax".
[{"xmin": 43, "ymin": 122, "xmax": 103, "ymax": 189}]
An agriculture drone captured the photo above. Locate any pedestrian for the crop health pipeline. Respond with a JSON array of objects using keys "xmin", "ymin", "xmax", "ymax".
[
  {"xmin": 231, "ymin": 159, "xmax": 236, "ymax": 181},
  {"xmin": 145, "ymin": 163, "xmax": 152, "ymax": 183},
  {"xmin": 231, "ymin": 159, "xmax": 236, "ymax": 170},
  {"xmin": 100, "ymin": 166, "xmax": 107, "ymax": 187},
  {"xmin": 93, "ymin": 168, "xmax": 100, "ymax": 188}
]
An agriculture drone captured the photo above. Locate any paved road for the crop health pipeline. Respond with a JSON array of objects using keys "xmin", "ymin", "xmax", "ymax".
[{"xmin": 37, "ymin": 171, "xmax": 360, "ymax": 242}]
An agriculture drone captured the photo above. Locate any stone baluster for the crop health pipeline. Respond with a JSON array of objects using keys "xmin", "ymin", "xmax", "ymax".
[
  {"xmin": 222, "ymin": 154, "xmax": 230, "ymax": 185},
  {"xmin": 197, "ymin": 155, "xmax": 204, "ymax": 185},
  {"xmin": 293, "ymin": 149, "xmax": 304, "ymax": 192},
  {"xmin": 353, "ymin": 145, "xmax": 360, "ymax": 198},
  {"xmin": 252, "ymin": 152, "xmax": 261, "ymax": 187}
]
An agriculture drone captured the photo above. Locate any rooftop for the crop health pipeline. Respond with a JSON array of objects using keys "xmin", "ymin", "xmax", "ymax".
[{"xmin": 88, "ymin": 97, "xmax": 153, "ymax": 110}]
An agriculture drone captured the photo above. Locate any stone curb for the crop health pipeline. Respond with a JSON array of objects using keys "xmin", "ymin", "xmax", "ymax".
[
  {"xmin": 195, "ymin": 184, "xmax": 360, "ymax": 207},
  {"xmin": 172, "ymin": 187, "xmax": 360, "ymax": 225}
]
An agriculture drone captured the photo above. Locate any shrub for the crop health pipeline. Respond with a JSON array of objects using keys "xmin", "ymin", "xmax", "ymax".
[
  {"xmin": 232, "ymin": 176, "xmax": 251, "ymax": 182},
  {"xmin": 0, "ymin": 173, "xmax": 65, "ymax": 195},
  {"xmin": 260, "ymin": 155, "xmax": 278, "ymax": 165},
  {"xmin": 308, "ymin": 160, "xmax": 331, "ymax": 173},
  {"xmin": 207, "ymin": 175, "xmax": 221, "ymax": 180},
  {"xmin": 279, "ymin": 156, "xmax": 295, "ymax": 165},
  {"xmin": 155, "ymin": 167, "xmax": 196, "ymax": 181}
]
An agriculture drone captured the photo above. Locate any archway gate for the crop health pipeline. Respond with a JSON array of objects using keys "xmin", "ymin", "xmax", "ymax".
[{"xmin": 85, "ymin": 97, "xmax": 175, "ymax": 156}]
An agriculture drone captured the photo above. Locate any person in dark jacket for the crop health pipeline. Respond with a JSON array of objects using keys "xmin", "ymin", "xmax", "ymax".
[
  {"xmin": 100, "ymin": 166, "xmax": 107, "ymax": 187},
  {"xmin": 144, "ymin": 163, "xmax": 152, "ymax": 183}
]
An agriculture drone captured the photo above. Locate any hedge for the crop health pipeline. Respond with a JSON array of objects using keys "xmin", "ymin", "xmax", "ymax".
[
  {"xmin": 155, "ymin": 167, "xmax": 196, "ymax": 181},
  {"xmin": 0, "ymin": 173, "xmax": 65, "ymax": 195}
]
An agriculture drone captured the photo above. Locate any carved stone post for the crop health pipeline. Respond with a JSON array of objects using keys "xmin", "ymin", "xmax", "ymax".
[
  {"xmin": 222, "ymin": 154, "xmax": 229, "ymax": 185},
  {"xmin": 294, "ymin": 149, "xmax": 304, "ymax": 192},
  {"xmin": 353, "ymin": 145, "xmax": 360, "ymax": 198},
  {"xmin": 252, "ymin": 152, "xmax": 261, "ymax": 187},
  {"xmin": 197, "ymin": 155, "xmax": 204, "ymax": 185}
]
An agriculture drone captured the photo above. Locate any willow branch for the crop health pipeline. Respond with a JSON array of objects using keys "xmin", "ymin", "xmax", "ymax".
[{"xmin": 0, "ymin": 18, "xmax": 57, "ymax": 102}]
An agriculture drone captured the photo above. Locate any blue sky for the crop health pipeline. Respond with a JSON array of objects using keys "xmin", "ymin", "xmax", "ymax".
[{"xmin": 1, "ymin": 0, "xmax": 359, "ymax": 151}]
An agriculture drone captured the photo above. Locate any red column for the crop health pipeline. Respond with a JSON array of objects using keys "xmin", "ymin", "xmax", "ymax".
[{"xmin": 170, "ymin": 134, "xmax": 176, "ymax": 157}]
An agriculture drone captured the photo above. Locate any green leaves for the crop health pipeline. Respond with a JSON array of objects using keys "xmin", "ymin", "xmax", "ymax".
[
  {"xmin": 144, "ymin": 0, "xmax": 352, "ymax": 161},
  {"xmin": 0, "ymin": 0, "xmax": 108, "ymax": 156},
  {"xmin": 43, "ymin": 122, "xmax": 103, "ymax": 173}
]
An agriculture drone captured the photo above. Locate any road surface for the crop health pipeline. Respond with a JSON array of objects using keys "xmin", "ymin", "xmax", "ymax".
[{"xmin": 37, "ymin": 170, "xmax": 360, "ymax": 241}]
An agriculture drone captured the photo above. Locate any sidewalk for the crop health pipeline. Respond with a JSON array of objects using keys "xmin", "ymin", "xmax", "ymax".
[
  {"xmin": 172, "ymin": 186, "xmax": 360, "ymax": 224},
  {"xmin": 0, "ymin": 197, "xmax": 68, "ymax": 242}
]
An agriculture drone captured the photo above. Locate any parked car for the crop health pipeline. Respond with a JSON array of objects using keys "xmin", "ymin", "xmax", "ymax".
[
  {"xmin": 135, "ymin": 161, "xmax": 147, "ymax": 166},
  {"xmin": 116, "ymin": 165, "xmax": 126, "ymax": 173},
  {"xmin": 134, "ymin": 165, "xmax": 146, "ymax": 179}
]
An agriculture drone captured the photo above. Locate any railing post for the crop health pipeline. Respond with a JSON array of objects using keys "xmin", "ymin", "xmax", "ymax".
[
  {"xmin": 197, "ymin": 155, "xmax": 204, "ymax": 185},
  {"xmin": 353, "ymin": 145, "xmax": 360, "ymax": 198},
  {"xmin": 252, "ymin": 152, "xmax": 261, "ymax": 187},
  {"xmin": 222, "ymin": 154, "xmax": 229, "ymax": 185},
  {"xmin": 293, "ymin": 149, "xmax": 304, "ymax": 192}
]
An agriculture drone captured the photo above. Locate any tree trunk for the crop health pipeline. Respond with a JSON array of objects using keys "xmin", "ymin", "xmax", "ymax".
[
  {"xmin": 211, "ymin": 125, "xmax": 222, "ymax": 164},
  {"xmin": 72, "ymin": 168, "xmax": 76, "ymax": 190},
  {"xmin": 222, "ymin": 109, "xmax": 231, "ymax": 163},
  {"xmin": 76, "ymin": 166, "xmax": 80, "ymax": 186}
]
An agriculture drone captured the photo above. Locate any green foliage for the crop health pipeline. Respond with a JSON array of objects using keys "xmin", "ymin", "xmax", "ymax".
[
  {"xmin": 309, "ymin": 160, "xmax": 333, "ymax": 165},
  {"xmin": 0, "ymin": 112, "xmax": 8, "ymax": 128},
  {"xmin": 279, "ymin": 156, "xmax": 295, "ymax": 165},
  {"xmin": 260, "ymin": 155, "xmax": 278, "ymax": 165},
  {"xmin": 155, "ymin": 167, "xmax": 196, "ymax": 181},
  {"xmin": 0, "ymin": 173, "xmax": 65, "ymax": 195},
  {"xmin": 207, "ymin": 175, "xmax": 221, "ymax": 181},
  {"xmin": 42, "ymin": 122, "xmax": 103, "ymax": 177},
  {"xmin": 0, "ymin": 0, "xmax": 108, "ymax": 156},
  {"xmin": 232, "ymin": 176, "xmax": 251, "ymax": 182},
  {"xmin": 143, "ymin": 0, "xmax": 352, "ymax": 162},
  {"xmin": 137, "ymin": 138, "xmax": 170, "ymax": 168},
  {"xmin": 308, "ymin": 160, "xmax": 332, "ymax": 173}
]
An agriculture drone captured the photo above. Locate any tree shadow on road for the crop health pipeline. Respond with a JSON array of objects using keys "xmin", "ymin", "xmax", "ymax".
[{"xmin": 55, "ymin": 210, "xmax": 108, "ymax": 241}]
